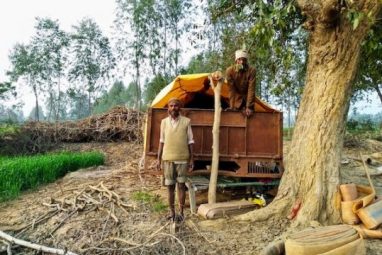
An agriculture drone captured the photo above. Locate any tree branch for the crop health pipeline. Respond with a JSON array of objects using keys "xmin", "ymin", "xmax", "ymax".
[
  {"xmin": 298, "ymin": 0, "xmax": 341, "ymax": 28},
  {"xmin": 0, "ymin": 230, "xmax": 78, "ymax": 255},
  {"xmin": 297, "ymin": 0, "xmax": 321, "ymax": 19}
]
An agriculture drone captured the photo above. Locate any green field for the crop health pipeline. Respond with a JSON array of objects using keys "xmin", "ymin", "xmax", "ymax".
[{"xmin": 0, "ymin": 151, "xmax": 104, "ymax": 202}]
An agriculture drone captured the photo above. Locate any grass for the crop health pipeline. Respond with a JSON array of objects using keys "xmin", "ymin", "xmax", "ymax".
[
  {"xmin": 0, "ymin": 151, "xmax": 104, "ymax": 202},
  {"xmin": 132, "ymin": 191, "xmax": 167, "ymax": 213}
]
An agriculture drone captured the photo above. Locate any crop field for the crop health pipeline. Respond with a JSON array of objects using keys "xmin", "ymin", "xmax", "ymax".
[{"xmin": 0, "ymin": 151, "xmax": 104, "ymax": 201}]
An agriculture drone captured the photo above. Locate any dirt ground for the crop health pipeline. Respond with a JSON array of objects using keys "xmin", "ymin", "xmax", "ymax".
[{"xmin": 1, "ymin": 139, "xmax": 382, "ymax": 254}]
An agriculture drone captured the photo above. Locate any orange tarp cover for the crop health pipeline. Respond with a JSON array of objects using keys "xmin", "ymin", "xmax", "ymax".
[{"xmin": 151, "ymin": 73, "xmax": 279, "ymax": 113}]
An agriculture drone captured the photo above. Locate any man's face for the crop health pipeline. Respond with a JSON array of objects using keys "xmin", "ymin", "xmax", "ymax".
[
  {"xmin": 236, "ymin": 57, "xmax": 247, "ymax": 65},
  {"xmin": 168, "ymin": 101, "xmax": 180, "ymax": 118}
]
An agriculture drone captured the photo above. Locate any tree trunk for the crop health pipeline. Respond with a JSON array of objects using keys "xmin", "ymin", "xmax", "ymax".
[
  {"xmin": 56, "ymin": 76, "xmax": 61, "ymax": 121},
  {"xmin": 287, "ymin": 92, "xmax": 292, "ymax": 140},
  {"xmin": 374, "ymin": 84, "xmax": 382, "ymax": 104},
  {"xmin": 88, "ymin": 90, "xmax": 92, "ymax": 116},
  {"xmin": 208, "ymin": 72, "xmax": 223, "ymax": 204},
  {"xmin": 236, "ymin": 0, "xmax": 381, "ymax": 226},
  {"xmin": 163, "ymin": 23, "xmax": 167, "ymax": 75},
  {"xmin": 175, "ymin": 27, "xmax": 179, "ymax": 75},
  {"xmin": 135, "ymin": 48, "xmax": 141, "ymax": 110},
  {"xmin": 48, "ymin": 91, "xmax": 53, "ymax": 121},
  {"xmin": 32, "ymin": 84, "xmax": 39, "ymax": 121}
]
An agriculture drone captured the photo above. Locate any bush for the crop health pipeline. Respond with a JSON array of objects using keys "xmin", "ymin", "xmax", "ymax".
[
  {"xmin": 0, "ymin": 151, "xmax": 104, "ymax": 202},
  {"xmin": 0, "ymin": 124, "xmax": 19, "ymax": 136},
  {"xmin": 0, "ymin": 123, "xmax": 56, "ymax": 156},
  {"xmin": 346, "ymin": 118, "xmax": 379, "ymax": 133}
]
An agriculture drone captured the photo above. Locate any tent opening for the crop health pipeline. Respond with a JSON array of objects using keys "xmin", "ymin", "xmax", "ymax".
[{"xmin": 183, "ymin": 92, "xmax": 230, "ymax": 109}]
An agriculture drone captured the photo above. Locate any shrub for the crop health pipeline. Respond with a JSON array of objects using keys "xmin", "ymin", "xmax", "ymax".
[
  {"xmin": 0, "ymin": 124, "xmax": 19, "ymax": 136},
  {"xmin": 346, "ymin": 118, "xmax": 379, "ymax": 132}
]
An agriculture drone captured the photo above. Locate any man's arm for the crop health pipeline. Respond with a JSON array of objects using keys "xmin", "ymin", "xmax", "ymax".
[
  {"xmin": 187, "ymin": 123, "xmax": 194, "ymax": 171},
  {"xmin": 157, "ymin": 142, "xmax": 164, "ymax": 171},
  {"xmin": 188, "ymin": 143, "xmax": 194, "ymax": 172},
  {"xmin": 157, "ymin": 120, "xmax": 165, "ymax": 170},
  {"xmin": 226, "ymin": 67, "xmax": 238, "ymax": 109},
  {"xmin": 246, "ymin": 67, "xmax": 256, "ymax": 116}
]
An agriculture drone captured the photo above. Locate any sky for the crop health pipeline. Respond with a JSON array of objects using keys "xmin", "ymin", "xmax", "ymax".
[
  {"xmin": 0, "ymin": 0, "xmax": 116, "ymax": 80},
  {"xmin": 0, "ymin": 0, "xmax": 117, "ymax": 114},
  {"xmin": 0, "ymin": 1, "xmax": 380, "ymax": 115}
]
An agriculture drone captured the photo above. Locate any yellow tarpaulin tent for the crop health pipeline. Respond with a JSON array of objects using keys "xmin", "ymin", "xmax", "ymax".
[{"xmin": 150, "ymin": 73, "xmax": 279, "ymax": 113}]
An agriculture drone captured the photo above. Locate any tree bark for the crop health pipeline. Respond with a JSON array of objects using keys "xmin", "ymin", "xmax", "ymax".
[
  {"xmin": 236, "ymin": 0, "xmax": 381, "ymax": 226},
  {"xmin": 32, "ymin": 84, "xmax": 39, "ymax": 121},
  {"xmin": 374, "ymin": 84, "xmax": 382, "ymax": 104},
  {"xmin": 208, "ymin": 71, "xmax": 223, "ymax": 204}
]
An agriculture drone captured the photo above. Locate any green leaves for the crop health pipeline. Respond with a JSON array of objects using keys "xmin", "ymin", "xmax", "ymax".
[
  {"xmin": 114, "ymin": 0, "xmax": 193, "ymax": 110},
  {"xmin": 207, "ymin": 0, "xmax": 305, "ymax": 112},
  {"xmin": 7, "ymin": 18, "xmax": 70, "ymax": 121},
  {"xmin": 68, "ymin": 18, "xmax": 115, "ymax": 116},
  {"xmin": 142, "ymin": 74, "xmax": 171, "ymax": 107},
  {"xmin": 353, "ymin": 20, "xmax": 382, "ymax": 104},
  {"xmin": 346, "ymin": 9, "xmax": 364, "ymax": 30},
  {"xmin": 31, "ymin": 18, "xmax": 69, "ymax": 121},
  {"xmin": 0, "ymin": 82, "xmax": 15, "ymax": 100},
  {"xmin": 93, "ymin": 81, "xmax": 132, "ymax": 114}
]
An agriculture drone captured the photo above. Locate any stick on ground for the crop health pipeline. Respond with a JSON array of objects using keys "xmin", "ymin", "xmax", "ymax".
[{"xmin": 0, "ymin": 230, "xmax": 78, "ymax": 255}]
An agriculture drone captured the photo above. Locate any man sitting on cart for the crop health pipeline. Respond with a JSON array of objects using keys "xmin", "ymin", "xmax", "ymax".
[{"xmin": 225, "ymin": 49, "xmax": 256, "ymax": 117}]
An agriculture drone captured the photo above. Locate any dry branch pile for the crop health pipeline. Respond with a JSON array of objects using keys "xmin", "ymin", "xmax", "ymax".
[
  {"xmin": 0, "ymin": 107, "xmax": 145, "ymax": 155},
  {"xmin": 23, "ymin": 106, "xmax": 145, "ymax": 143},
  {"xmin": 2, "ymin": 179, "xmax": 192, "ymax": 255}
]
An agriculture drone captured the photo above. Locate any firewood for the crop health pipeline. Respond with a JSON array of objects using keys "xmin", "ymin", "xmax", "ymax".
[{"xmin": 0, "ymin": 230, "xmax": 78, "ymax": 255}]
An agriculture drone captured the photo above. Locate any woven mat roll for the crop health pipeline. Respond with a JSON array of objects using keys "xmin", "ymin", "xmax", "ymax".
[
  {"xmin": 357, "ymin": 199, "xmax": 382, "ymax": 229},
  {"xmin": 285, "ymin": 225, "xmax": 365, "ymax": 255},
  {"xmin": 352, "ymin": 185, "xmax": 375, "ymax": 212},
  {"xmin": 353, "ymin": 224, "xmax": 382, "ymax": 239},
  {"xmin": 319, "ymin": 237, "xmax": 365, "ymax": 255},
  {"xmin": 339, "ymin": 183, "xmax": 358, "ymax": 201},
  {"xmin": 341, "ymin": 201, "xmax": 360, "ymax": 225}
]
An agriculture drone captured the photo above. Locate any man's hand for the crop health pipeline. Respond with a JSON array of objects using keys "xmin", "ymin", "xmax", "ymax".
[
  {"xmin": 245, "ymin": 108, "xmax": 253, "ymax": 117},
  {"xmin": 188, "ymin": 159, "xmax": 194, "ymax": 172},
  {"xmin": 156, "ymin": 159, "xmax": 161, "ymax": 171}
]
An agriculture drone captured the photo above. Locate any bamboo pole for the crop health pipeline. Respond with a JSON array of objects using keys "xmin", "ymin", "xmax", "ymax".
[{"xmin": 208, "ymin": 71, "xmax": 224, "ymax": 204}]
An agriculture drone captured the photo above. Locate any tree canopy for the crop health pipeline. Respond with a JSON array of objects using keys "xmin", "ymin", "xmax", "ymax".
[{"xmin": 2, "ymin": 0, "xmax": 381, "ymax": 123}]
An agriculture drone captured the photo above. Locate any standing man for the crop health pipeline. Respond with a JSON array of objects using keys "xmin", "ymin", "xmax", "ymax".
[
  {"xmin": 225, "ymin": 49, "xmax": 256, "ymax": 117},
  {"xmin": 157, "ymin": 98, "xmax": 194, "ymax": 221}
]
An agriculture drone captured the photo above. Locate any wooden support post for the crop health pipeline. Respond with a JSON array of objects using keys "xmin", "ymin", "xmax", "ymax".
[{"xmin": 208, "ymin": 71, "xmax": 224, "ymax": 204}]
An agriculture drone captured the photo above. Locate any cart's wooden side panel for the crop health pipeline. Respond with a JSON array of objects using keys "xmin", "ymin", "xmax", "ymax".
[{"xmin": 145, "ymin": 108, "xmax": 283, "ymax": 178}]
